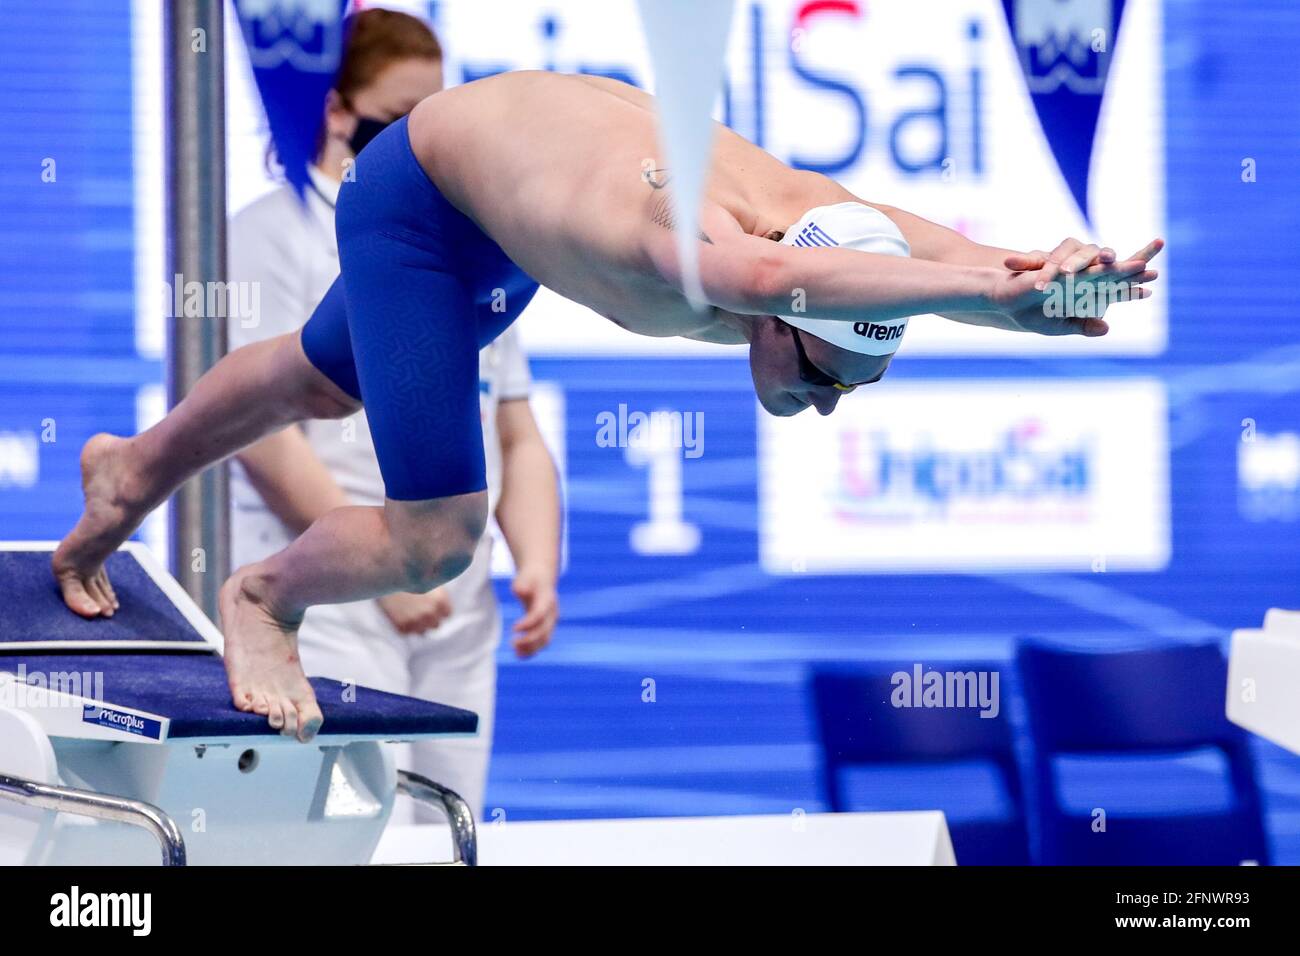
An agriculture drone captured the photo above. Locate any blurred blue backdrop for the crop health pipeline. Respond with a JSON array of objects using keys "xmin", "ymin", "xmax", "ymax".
[{"xmin": 1, "ymin": 0, "xmax": 1298, "ymax": 862}]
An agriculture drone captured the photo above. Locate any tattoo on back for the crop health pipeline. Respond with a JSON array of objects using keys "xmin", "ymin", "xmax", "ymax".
[
  {"xmin": 649, "ymin": 187, "xmax": 714, "ymax": 245},
  {"xmin": 650, "ymin": 191, "xmax": 676, "ymax": 230}
]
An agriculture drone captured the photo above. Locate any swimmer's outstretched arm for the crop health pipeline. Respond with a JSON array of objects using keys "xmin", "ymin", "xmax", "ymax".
[
  {"xmin": 645, "ymin": 207, "xmax": 1160, "ymax": 338},
  {"xmin": 866, "ymin": 202, "xmax": 1163, "ymax": 330},
  {"xmin": 871, "ymin": 200, "xmax": 1162, "ymax": 289},
  {"xmin": 648, "ymin": 221, "xmax": 997, "ymax": 322}
]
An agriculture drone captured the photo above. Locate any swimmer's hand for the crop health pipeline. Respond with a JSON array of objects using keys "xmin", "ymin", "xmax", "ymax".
[
  {"xmin": 1003, "ymin": 237, "xmax": 1163, "ymax": 293},
  {"xmin": 989, "ymin": 239, "xmax": 1162, "ymax": 336},
  {"xmin": 510, "ymin": 566, "xmax": 558, "ymax": 659},
  {"xmin": 378, "ymin": 587, "xmax": 453, "ymax": 635}
]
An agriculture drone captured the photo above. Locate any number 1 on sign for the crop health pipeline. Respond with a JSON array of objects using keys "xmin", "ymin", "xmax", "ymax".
[{"xmin": 625, "ymin": 416, "xmax": 700, "ymax": 556}]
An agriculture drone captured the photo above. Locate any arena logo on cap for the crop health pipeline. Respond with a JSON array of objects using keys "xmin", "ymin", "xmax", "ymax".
[{"xmin": 852, "ymin": 320, "xmax": 907, "ymax": 343}]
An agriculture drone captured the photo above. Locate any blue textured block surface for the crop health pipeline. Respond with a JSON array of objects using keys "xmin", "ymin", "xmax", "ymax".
[
  {"xmin": 2, "ymin": 653, "xmax": 478, "ymax": 738},
  {"xmin": 0, "ymin": 549, "xmax": 478, "ymax": 737},
  {"xmin": 0, "ymin": 550, "xmax": 206, "ymax": 647}
]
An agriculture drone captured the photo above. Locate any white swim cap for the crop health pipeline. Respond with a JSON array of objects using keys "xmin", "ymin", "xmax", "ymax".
[{"xmin": 777, "ymin": 202, "xmax": 912, "ymax": 356}]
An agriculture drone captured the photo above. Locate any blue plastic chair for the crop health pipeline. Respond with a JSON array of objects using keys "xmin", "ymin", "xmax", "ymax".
[
  {"xmin": 810, "ymin": 663, "xmax": 1030, "ymax": 865},
  {"xmin": 1015, "ymin": 636, "xmax": 1269, "ymax": 865}
]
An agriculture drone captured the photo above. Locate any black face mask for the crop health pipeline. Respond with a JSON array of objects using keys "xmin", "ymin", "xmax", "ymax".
[{"xmin": 348, "ymin": 115, "xmax": 394, "ymax": 156}]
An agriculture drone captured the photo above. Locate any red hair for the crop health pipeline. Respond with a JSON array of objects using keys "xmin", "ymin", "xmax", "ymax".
[{"xmin": 334, "ymin": 8, "xmax": 442, "ymax": 109}]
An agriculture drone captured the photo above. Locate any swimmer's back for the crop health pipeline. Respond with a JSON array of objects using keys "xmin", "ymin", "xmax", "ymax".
[
  {"xmin": 405, "ymin": 71, "xmax": 843, "ymax": 333},
  {"xmin": 410, "ymin": 73, "xmax": 656, "ymax": 303}
]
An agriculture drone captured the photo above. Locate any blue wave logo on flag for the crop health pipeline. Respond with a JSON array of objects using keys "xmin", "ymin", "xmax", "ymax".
[
  {"xmin": 232, "ymin": 0, "xmax": 350, "ymax": 198},
  {"xmin": 1002, "ymin": 0, "xmax": 1126, "ymax": 222}
]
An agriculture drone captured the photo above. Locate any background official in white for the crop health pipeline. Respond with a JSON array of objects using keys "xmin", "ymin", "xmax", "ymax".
[{"xmin": 226, "ymin": 9, "xmax": 562, "ymax": 819}]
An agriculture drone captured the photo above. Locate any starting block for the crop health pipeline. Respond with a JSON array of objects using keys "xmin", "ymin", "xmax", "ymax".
[
  {"xmin": 0, "ymin": 542, "xmax": 479, "ymax": 866},
  {"xmin": 1226, "ymin": 607, "xmax": 1300, "ymax": 754}
]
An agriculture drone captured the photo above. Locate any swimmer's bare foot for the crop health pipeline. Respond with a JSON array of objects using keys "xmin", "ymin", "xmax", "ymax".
[
  {"xmin": 53, "ymin": 433, "xmax": 150, "ymax": 618},
  {"xmin": 219, "ymin": 569, "xmax": 324, "ymax": 743}
]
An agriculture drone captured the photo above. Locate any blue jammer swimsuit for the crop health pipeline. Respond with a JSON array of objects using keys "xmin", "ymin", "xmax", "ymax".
[{"xmin": 300, "ymin": 115, "xmax": 539, "ymax": 500}]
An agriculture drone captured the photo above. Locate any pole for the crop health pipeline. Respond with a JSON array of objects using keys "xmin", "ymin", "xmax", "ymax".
[{"xmin": 166, "ymin": 0, "xmax": 228, "ymax": 620}]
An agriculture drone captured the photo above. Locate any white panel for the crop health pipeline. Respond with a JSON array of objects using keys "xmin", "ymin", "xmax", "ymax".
[
  {"xmin": 1227, "ymin": 626, "xmax": 1300, "ymax": 755},
  {"xmin": 221, "ymin": 0, "xmax": 1165, "ymax": 358},
  {"xmin": 759, "ymin": 377, "xmax": 1170, "ymax": 573},
  {"xmin": 373, "ymin": 810, "xmax": 957, "ymax": 865}
]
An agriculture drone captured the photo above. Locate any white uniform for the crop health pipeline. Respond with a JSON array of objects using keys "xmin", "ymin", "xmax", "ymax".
[{"xmin": 228, "ymin": 168, "xmax": 530, "ymax": 819}]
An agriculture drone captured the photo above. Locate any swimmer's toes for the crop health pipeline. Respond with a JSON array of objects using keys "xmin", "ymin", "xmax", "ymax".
[
  {"xmin": 99, "ymin": 572, "xmax": 119, "ymax": 610},
  {"xmin": 87, "ymin": 574, "xmax": 115, "ymax": 617},
  {"xmin": 297, "ymin": 717, "xmax": 323, "ymax": 744},
  {"xmin": 295, "ymin": 698, "xmax": 324, "ymax": 744},
  {"xmin": 266, "ymin": 699, "xmax": 285, "ymax": 731},
  {"xmin": 279, "ymin": 703, "xmax": 299, "ymax": 739},
  {"xmin": 230, "ymin": 685, "xmax": 256, "ymax": 712},
  {"xmin": 58, "ymin": 574, "xmax": 104, "ymax": 619}
]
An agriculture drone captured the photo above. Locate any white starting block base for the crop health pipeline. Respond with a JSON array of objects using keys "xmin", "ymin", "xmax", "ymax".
[
  {"xmin": 1227, "ymin": 607, "xmax": 1300, "ymax": 753},
  {"xmin": 6, "ymin": 735, "xmax": 398, "ymax": 866},
  {"xmin": 0, "ymin": 544, "xmax": 479, "ymax": 866},
  {"xmin": 372, "ymin": 811, "xmax": 956, "ymax": 866}
]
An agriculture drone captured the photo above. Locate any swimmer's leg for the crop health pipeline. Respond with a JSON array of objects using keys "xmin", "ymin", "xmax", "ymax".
[
  {"xmin": 54, "ymin": 280, "xmax": 363, "ymax": 741},
  {"xmin": 54, "ymin": 287, "xmax": 361, "ymax": 619},
  {"xmin": 220, "ymin": 257, "xmax": 490, "ymax": 741},
  {"xmin": 219, "ymin": 490, "xmax": 485, "ymax": 741}
]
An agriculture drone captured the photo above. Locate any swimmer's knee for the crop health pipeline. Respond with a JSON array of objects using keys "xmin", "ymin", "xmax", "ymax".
[
  {"xmin": 301, "ymin": 371, "xmax": 362, "ymax": 420},
  {"xmin": 385, "ymin": 491, "xmax": 488, "ymax": 591},
  {"xmin": 398, "ymin": 526, "xmax": 483, "ymax": 591},
  {"xmin": 279, "ymin": 333, "xmax": 362, "ymax": 420}
]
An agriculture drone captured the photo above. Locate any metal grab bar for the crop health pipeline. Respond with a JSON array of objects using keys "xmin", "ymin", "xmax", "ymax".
[
  {"xmin": 0, "ymin": 772, "xmax": 187, "ymax": 866},
  {"xmin": 395, "ymin": 770, "xmax": 477, "ymax": 866},
  {"xmin": 0, "ymin": 768, "xmax": 470, "ymax": 867}
]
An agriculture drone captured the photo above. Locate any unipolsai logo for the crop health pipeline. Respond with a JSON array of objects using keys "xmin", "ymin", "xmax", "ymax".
[
  {"xmin": 833, "ymin": 419, "xmax": 1092, "ymax": 523},
  {"xmin": 236, "ymin": 0, "xmax": 347, "ymax": 73},
  {"xmin": 1002, "ymin": 0, "xmax": 1125, "ymax": 220}
]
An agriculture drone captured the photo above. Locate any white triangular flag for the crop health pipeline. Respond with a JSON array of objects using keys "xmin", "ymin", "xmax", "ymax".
[{"xmin": 636, "ymin": 0, "xmax": 736, "ymax": 310}]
